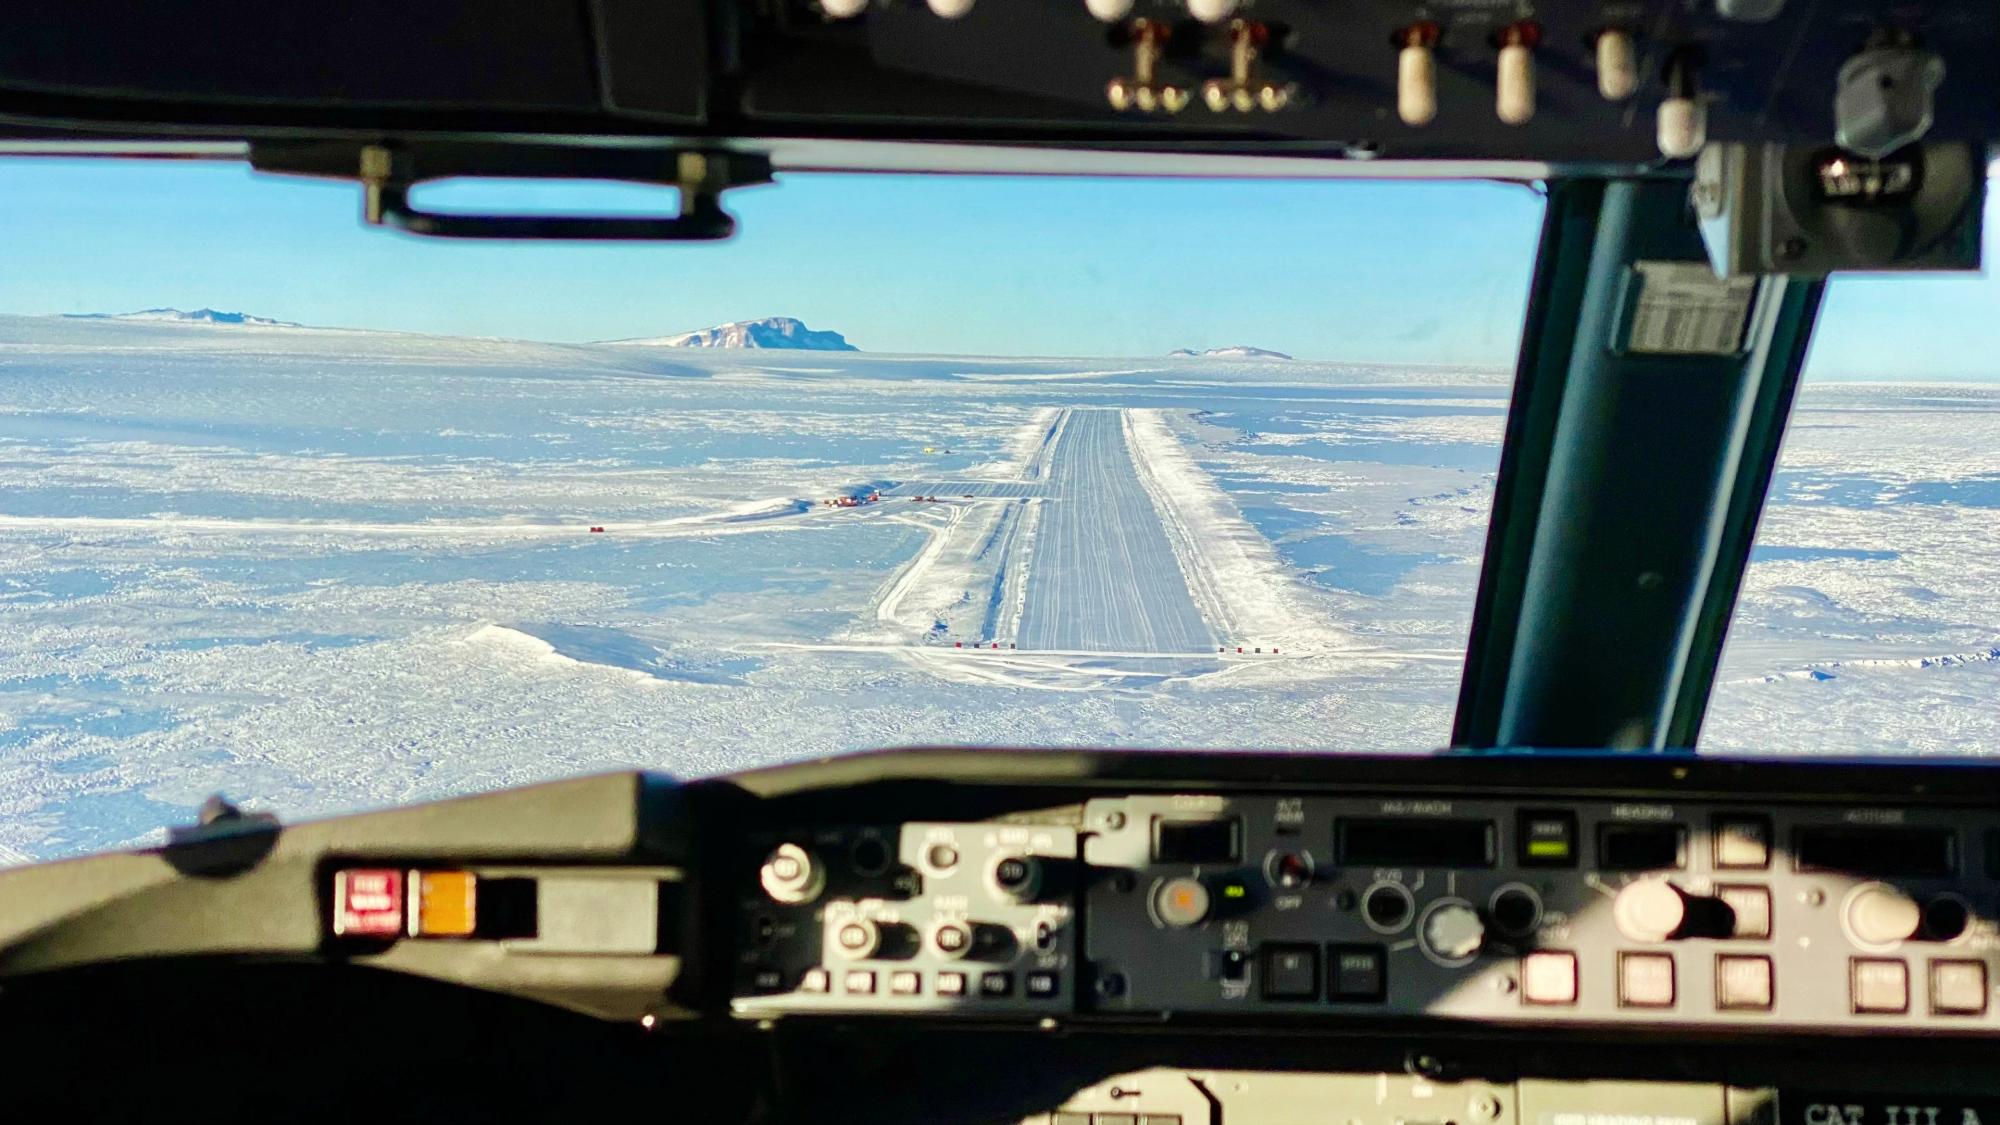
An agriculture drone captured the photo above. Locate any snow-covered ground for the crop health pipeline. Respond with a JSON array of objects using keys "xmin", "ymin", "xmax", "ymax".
[{"xmin": 1, "ymin": 314, "xmax": 1991, "ymax": 860}]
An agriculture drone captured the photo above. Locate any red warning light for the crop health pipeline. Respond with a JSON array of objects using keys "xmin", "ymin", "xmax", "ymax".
[{"xmin": 334, "ymin": 868, "xmax": 404, "ymax": 937}]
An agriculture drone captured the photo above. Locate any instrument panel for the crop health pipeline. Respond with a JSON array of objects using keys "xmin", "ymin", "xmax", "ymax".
[{"xmin": 734, "ymin": 787, "xmax": 2000, "ymax": 1032}]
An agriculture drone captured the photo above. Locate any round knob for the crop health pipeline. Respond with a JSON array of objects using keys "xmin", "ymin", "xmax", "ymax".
[
  {"xmin": 1613, "ymin": 878, "xmax": 1687, "ymax": 942},
  {"xmin": 760, "ymin": 842, "xmax": 825, "ymax": 904},
  {"xmin": 1155, "ymin": 876, "xmax": 1212, "ymax": 928},
  {"xmin": 989, "ymin": 855, "xmax": 1043, "ymax": 902},
  {"xmin": 1084, "ymin": 0, "xmax": 1133, "ymax": 22},
  {"xmin": 925, "ymin": 0, "xmax": 974, "ymax": 17},
  {"xmin": 930, "ymin": 919, "xmax": 974, "ymax": 959},
  {"xmin": 1422, "ymin": 900, "xmax": 1486, "ymax": 963},
  {"xmin": 1184, "ymin": 0, "xmax": 1237, "ymax": 25},
  {"xmin": 1847, "ymin": 883, "xmax": 1921, "ymax": 947},
  {"xmin": 831, "ymin": 919, "xmax": 881, "ymax": 960},
  {"xmin": 820, "ymin": 0, "xmax": 869, "ymax": 18}
]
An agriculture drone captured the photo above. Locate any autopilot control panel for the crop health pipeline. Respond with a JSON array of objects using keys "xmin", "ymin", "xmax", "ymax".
[{"xmin": 734, "ymin": 787, "xmax": 2000, "ymax": 1032}]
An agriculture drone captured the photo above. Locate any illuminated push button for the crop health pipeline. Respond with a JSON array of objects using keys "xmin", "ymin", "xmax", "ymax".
[
  {"xmin": 1712, "ymin": 816, "xmax": 1771, "ymax": 869},
  {"xmin": 1715, "ymin": 955, "xmax": 1774, "ymax": 1011},
  {"xmin": 1716, "ymin": 884, "xmax": 1772, "ymax": 940},
  {"xmin": 1260, "ymin": 944, "xmax": 1319, "ymax": 999},
  {"xmin": 844, "ymin": 969, "xmax": 877, "ymax": 995},
  {"xmin": 889, "ymin": 970, "xmax": 922, "ymax": 996},
  {"xmin": 1518, "ymin": 809, "xmax": 1577, "ymax": 867},
  {"xmin": 1026, "ymin": 971, "xmax": 1060, "ymax": 999},
  {"xmin": 411, "ymin": 870, "xmax": 477, "ymax": 937},
  {"xmin": 1851, "ymin": 958, "xmax": 1909, "ymax": 1014},
  {"xmin": 980, "ymin": 971, "xmax": 1014, "ymax": 997},
  {"xmin": 333, "ymin": 868, "xmax": 404, "ymax": 937},
  {"xmin": 1931, "ymin": 960, "xmax": 1988, "ymax": 1015},
  {"xmin": 1521, "ymin": 951, "xmax": 1578, "ymax": 1006},
  {"xmin": 1328, "ymin": 944, "xmax": 1386, "ymax": 1002},
  {"xmin": 799, "ymin": 968, "xmax": 832, "ymax": 994},
  {"xmin": 936, "ymin": 971, "xmax": 968, "ymax": 997},
  {"xmin": 1156, "ymin": 877, "xmax": 1212, "ymax": 928},
  {"xmin": 1618, "ymin": 951, "xmax": 1676, "ymax": 1008}
]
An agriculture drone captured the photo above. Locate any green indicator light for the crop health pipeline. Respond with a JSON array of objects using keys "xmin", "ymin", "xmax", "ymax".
[
  {"xmin": 1222, "ymin": 884, "xmax": 1247, "ymax": 899},
  {"xmin": 1527, "ymin": 840, "xmax": 1570, "ymax": 857}
]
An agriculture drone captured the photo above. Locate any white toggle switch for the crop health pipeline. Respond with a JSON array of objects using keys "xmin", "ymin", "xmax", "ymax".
[
  {"xmin": 1596, "ymin": 29, "xmax": 1638, "ymax": 100},
  {"xmin": 926, "ymin": 0, "xmax": 975, "ymax": 18},
  {"xmin": 1397, "ymin": 41, "xmax": 1438, "ymax": 126},
  {"xmin": 1185, "ymin": 0, "xmax": 1238, "ymax": 25},
  {"xmin": 1496, "ymin": 34, "xmax": 1536, "ymax": 125},
  {"xmin": 1656, "ymin": 95, "xmax": 1707, "ymax": 158},
  {"xmin": 1085, "ymin": 0, "xmax": 1133, "ymax": 21}
]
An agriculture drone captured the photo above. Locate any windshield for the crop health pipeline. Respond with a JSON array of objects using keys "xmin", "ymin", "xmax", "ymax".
[
  {"xmin": 0, "ymin": 160, "xmax": 1538, "ymax": 858},
  {"xmin": 1705, "ymin": 200, "xmax": 2000, "ymax": 755}
]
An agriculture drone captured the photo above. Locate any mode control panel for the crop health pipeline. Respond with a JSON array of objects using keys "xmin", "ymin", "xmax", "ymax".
[
  {"xmin": 734, "ymin": 821, "xmax": 1076, "ymax": 1016},
  {"xmin": 1083, "ymin": 794, "xmax": 2000, "ymax": 1031}
]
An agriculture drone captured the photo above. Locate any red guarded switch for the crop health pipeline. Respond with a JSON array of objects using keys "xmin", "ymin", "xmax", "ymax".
[{"xmin": 334, "ymin": 868, "xmax": 405, "ymax": 937}]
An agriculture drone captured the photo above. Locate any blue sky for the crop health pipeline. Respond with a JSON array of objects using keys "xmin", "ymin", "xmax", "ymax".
[{"xmin": 0, "ymin": 157, "xmax": 1993, "ymax": 375}]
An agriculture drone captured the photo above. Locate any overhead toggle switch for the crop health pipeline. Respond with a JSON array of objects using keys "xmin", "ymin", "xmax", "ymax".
[
  {"xmin": 819, "ymin": 0, "xmax": 869, "ymax": 19},
  {"xmin": 1203, "ymin": 20, "xmax": 1294, "ymax": 113},
  {"xmin": 926, "ymin": 0, "xmax": 975, "ymax": 18},
  {"xmin": 1596, "ymin": 28, "xmax": 1638, "ymax": 100},
  {"xmin": 1393, "ymin": 22, "xmax": 1441, "ymax": 126},
  {"xmin": 1186, "ymin": 0, "xmax": 1238, "ymax": 26},
  {"xmin": 1656, "ymin": 50, "xmax": 1707, "ymax": 159},
  {"xmin": 1107, "ymin": 20, "xmax": 1189, "ymax": 114},
  {"xmin": 1495, "ymin": 22, "xmax": 1539, "ymax": 125},
  {"xmin": 1085, "ymin": 0, "xmax": 1133, "ymax": 23}
]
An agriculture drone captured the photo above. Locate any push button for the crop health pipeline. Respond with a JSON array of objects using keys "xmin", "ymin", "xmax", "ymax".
[
  {"xmin": 936, "ymin": 971, "xmax": 967, "ymax": 997},
  {"xmin": 1026, "ymin": 971, "xmax": 1060, "ymax": 999},
  {"xmin": 1261, "ymin": 943, "xmax": 1319, "ymax": 999},
  {"xmin": 1521, "ymin": 950, "xmax": 1578, "ymax": 1006},
  {"xmin": 1716, "ymin": 884, "xmax": 1772, "ymax": 940},
  {"xmin": 889, "ymin": 970, "xmax": 922, "ymax": 996},
  {"xmin": 1713, "ymin": 816, "xmax": 1771, "ymax": 869},
  {"xmin": 980, "ymin": 971, "xmax": 1014, "ymax": 997},
  {"xmin": 1851, "ymin": 958, "xmax": 1909, "ymax": 1014},
  {"xmin": 1931, "ymin": 959, "xmax": 1988, "ymax": 1015},
  {"xmin": 799, "ymin": 968, "xmax": 831, "ymax": 994},
  {"xmin": 1619, "ymin": 951, "xmax": 1676, "ymax": 1008},
  {"xmin": 1715, "ymin": 955, "xmax": 1773, "ymax": 1011},
  {"xmin": 1519, "ymin": 810, "xmax": 1578, "ymax": 867},
  {"xmin": 1328, "ymin": 943, "xmax": 1386, "ymax": 1002},
  {"xmin": 843, "ymin": 969, "xmax": 876, "ymax": 995}
]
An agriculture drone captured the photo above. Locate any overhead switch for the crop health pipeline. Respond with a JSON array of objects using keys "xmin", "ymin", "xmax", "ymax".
[
  {"xmin": 1495, "ymin": 24, "xmax": 1539, "ymax": 125},
  {"xmin": 1185, "ymin": 0, "xmax": 1238, "ymax": 26},
  {"xmin": 1596, "ymin": 29, "xmax": 1638, "ymax": 100},
  {"xmin": 1657, "ymin": 52, "xmax": 1707, "ymax": 160},
  {"xmin": 1394, "ymin": 23, "xmax": 1440, "ymax": 127},
  {"xmin": 820, "ymin": 0, "xmax": 869, "ymax": 19},
  {"xmin": 1085, "ymin": 0, "xmax": 1133, "ymax": 23},
  {"xmin": 925, "ymin": 0, "xmax": 975, "ymax": 18}
]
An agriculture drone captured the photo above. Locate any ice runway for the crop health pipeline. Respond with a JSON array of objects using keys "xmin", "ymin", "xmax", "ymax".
[{"xmin": 1012, "ymin": 409, "xmax": 1216, "ymax": 653}]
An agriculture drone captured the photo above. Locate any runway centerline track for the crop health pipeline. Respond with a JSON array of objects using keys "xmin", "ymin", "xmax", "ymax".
[{"xmin": 1012, "ymin": 409, "xmax": 1216, "ymax": 654}]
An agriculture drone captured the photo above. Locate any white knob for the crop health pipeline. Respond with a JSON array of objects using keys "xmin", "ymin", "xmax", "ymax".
[
  {"xmin": 1422, "ymin": 901, "xmax": 1486, "ymax": 962},
  {"xmin": 1613, "ymin": 878, "xmax": 1687, "ymax": 942},
  {"xmin": 831, "ymin": 919, "xmax": 882, "ymax": 960},
  {"xmin": 1656, "ymin": 95, "xmax": 1706, "ymax": 158},
  {"xmin": 1496, "ymin": 42, "xmax": 1535, "ymax": 125},
  {"xmin": 1185, "ymin": 0, "xmax": 1237, "ymax": 25},
  {"xmin": 1596, "ymin": 29, "xmax": 1638, "ymax": 100},
  {"xmin": 1398, "ymin": 43, "xmax": 1438, "ymax": 126},
  {"xmin": 820, "ymin": 0, "xmax": 870, "ymax": 18},
  {"xmin": 1085, "ymin": 0, "xmax": 1133, "ymax": 21},
  {"xmin": 1847, "ymin": 884, "xmax": 1921, "ymax": 947},
  {"xmin": 926, "ymin": 0, "xmax": 975, "ymax": 18},
  {"xmin": 760, "ymin": 842, "xmax": 825, "ymax": 904}
]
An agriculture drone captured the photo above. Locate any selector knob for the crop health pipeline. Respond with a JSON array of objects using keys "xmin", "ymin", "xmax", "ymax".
[
  {"xmin": 989, "ymin": 855, "xmax": 1043, "ymax": 902},
  {"xmin": 1155, "ymin": 876, "xmax": 1213, "ymax": 928},
  {"xmin": 831, "ymin": 919, "xmax": 883, "ymax": 960},
  {"xmin": 930, "ymin": 919, "xmax": 974, "ymax": 959},
  {"xmin": 1421, "ymin": 900, "xmax": 1486, "ymax": 963},
  {"xmin": 1847, "ymin": 884, "xmax": 1922, "ymax": 947},
  {"xmin": 1613, "ymin": 878, "xmax": 1688, "ymax": 942},
  {"xmin": 760, "ymin": 842, "xmax": 825, "ymax": 905}
]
